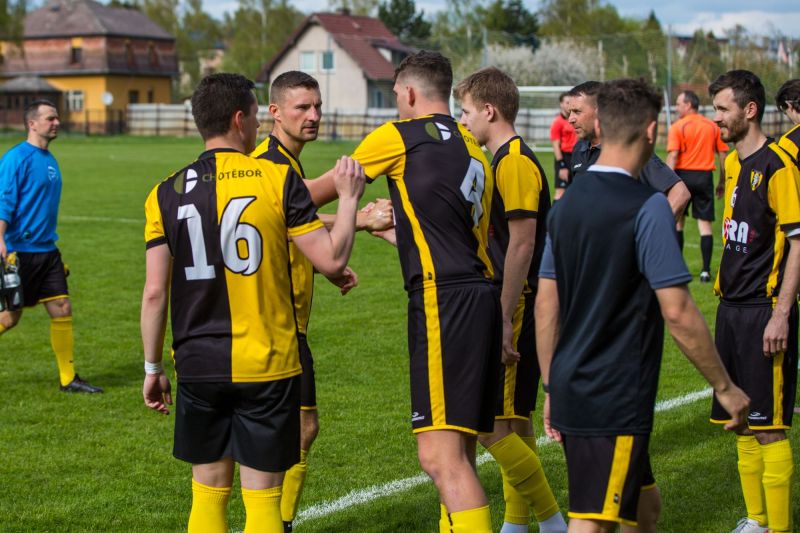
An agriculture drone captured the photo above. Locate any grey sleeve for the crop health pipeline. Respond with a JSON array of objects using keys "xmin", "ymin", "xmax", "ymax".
[
  {"xmin": 634, "ymin": 194, "xmax": 693, "ymax": 289},
  {"xmin": 538, "ymin": 233, "xmax": 557, "ymax": 279},
  {"xmin": 640, "ymin": 154, "xmax": 681, "ymax": 193}
]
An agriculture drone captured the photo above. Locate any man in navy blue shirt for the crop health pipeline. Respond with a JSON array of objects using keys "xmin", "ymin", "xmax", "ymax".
[
  {"xmin": 535, "ymin": 79, "xmax": 748, "ymax": 533},
  {"xmin": 0, "ymin": 100, "xmax": 102, "ymax": 393}
]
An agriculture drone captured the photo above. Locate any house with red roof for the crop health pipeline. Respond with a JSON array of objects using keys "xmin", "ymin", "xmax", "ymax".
[{"xmin": 258, "ymin": 12, "xmax": 414, "ymax": 112}]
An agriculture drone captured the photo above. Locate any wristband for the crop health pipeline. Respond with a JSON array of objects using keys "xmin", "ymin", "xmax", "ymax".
[
  {"xmin": 144, "ymin": 361, "xmax": 164, "ymax": 375},
  {"xmin": 557, "ymin": 159, "xmax": 568, "ymax": 170},
  {"xmin": 542, "ymin": 382, "xmax": 550, "ymax": 393}
]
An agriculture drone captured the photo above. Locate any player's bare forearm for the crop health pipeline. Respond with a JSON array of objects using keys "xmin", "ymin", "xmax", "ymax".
[
  {"xmin": 141, "ymin": 244, "xmax": 171, "ymax": 364},
  {"xmin": 666, "ymin": 151, "xmax": 678, "ymax": 170},
  {"xmin": 666, "ymin": 180, "xmax": 690, "ymax": 220},
  {"xmin": 500, "ymin": 219, "xmax": 537, "ymax": 322},
  {"xmin": 534, "ymin": 278, "xmax": 559, "ymax": 384},
  {"xmin": 763, "ymin": 236, "xmax": 800, "ymax": 355},
  {"xmin": 304, "ymin": 170, "xmax": 338, "ymax": 207},
  {"xmin": 551, "ymin": 141, "xmax": 563, "ymax": 162},
  {"xmin": 0, "ymin": 220, "xmax": 7, "ymax": 258}
]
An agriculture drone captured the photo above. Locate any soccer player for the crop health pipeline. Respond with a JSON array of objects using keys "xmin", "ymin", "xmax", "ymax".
[
  {"xmin": 140, "ymin": 73, "xmax": 365, "ymax": 533},
  {"xmin": 568, "ymin": 81, "xmax": 691, "ymax": 218},
  {"xmin": 550, "ymin": 92, "xmax": 577, "ymax": 201},
  {"xmin": 667, "ymin": 90, "xmax": 729, "ymax": 281},
  {"xmin": 0, "ymin": 100, "xmax": 102, "ymax": 393},
  {"xmin": 709, "ymin": 70, "xmax": 800, "ymax": 533},
  {"xmin": 454, "ymin": 67, "xmax": 567, "ymax": 533},
  {"xmin": 251, "ymin": 70, "xmax": 392, "ymax": 532},
  {"xmin": 535, "ymin": 78, "xmax": 749, "ymax": 533},
  {"xmin": 776, "ymin": 79, "xmax": 800, "ymax": 161}
]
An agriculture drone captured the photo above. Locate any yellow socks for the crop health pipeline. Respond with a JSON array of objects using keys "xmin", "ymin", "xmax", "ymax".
[
  {"xmin": 188, "ymin": 479, "xmax": 231, "ymax": 533},
  {"xmin": 761, "ymin": 439, "xmax": 794, "ymax": 533},
  {"xmin": 737, "ymin": 435, "xmax": 767, "ymax": 526},
  {"xmin": 488, "ymin": 432, "xmax": 560, "ymax": 522},
  {"xmin": 449, "ymin": 505, "xmax": 492, "ymax": 533},
  {"xmin": 242, "ymin": 486, "xmax": 283, "ymax": 533},
  {"xmin": 281, "ymin": 449, "xmax": 308, "ymax": 523},
  {"xmin": 440, "ymin": 502, "xmax": 450, "ymax": 532},
  {"xmin": 50, "ymin": 316, "xmax": 75, "ymax": 386},
  {"xmin": 0, "ymin": 323, "xmax": 7, "ymax": 335}
]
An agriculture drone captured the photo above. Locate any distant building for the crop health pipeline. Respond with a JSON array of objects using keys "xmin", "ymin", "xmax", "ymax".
[
  {"xmin": 0, "ymin": 0, "xmax": 177, "ymax": 132},
  {"xmin": 259, "ymin": 12, "xmax": 414, "ymax": 112}
]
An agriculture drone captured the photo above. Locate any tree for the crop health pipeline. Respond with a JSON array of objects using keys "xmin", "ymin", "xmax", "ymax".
[
  {"xmin": 178, "ymin": 0, "xmax": 223, "ymax": 96},
  {"xmin": 378, "ymin": 0, "xmax": 430, "ymax": 46},
  {"xmin": 327, "ymin": 0, "xmax": 379, "ymax": 16},
  {"xmin": 0, "ymin": 0, "xmax": 27, "ymax": 47},
  {"xmin": 480, "ymin": 0, "xmax": 539, "ymax": 51},
  {"xmin": 133, "ymin": 0, "xmax": 179, "ymax": 35}
]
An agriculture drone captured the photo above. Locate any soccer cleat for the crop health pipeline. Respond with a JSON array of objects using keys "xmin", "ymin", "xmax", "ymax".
[
  {"xmin": 699, "ymin": 271, "xmax": 712, "ymax": 283},
  {"xmin": 59, "ymin": 374, "xmax": 103, "ymax": 393},
  {"xmin": 283, "ymin": 521, "xmax": 293, "ymax": 533},
  {"xmin": 731, "ymin": 517, "xmax": 768, "ymax": 533}
]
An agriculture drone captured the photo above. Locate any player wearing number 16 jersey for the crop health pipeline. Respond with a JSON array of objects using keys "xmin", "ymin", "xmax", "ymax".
[
  {"xmin": 349, "ymin": 50, "xmax": 499, "ymax": 532},
  {"xmin": 140, "ymin": 73, "xmax": 364, "ymax": 533}
]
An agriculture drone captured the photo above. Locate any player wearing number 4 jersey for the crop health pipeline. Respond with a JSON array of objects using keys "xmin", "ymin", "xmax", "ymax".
[{"xmin": 140, "ymin": 73, "xmax": 365, "ymax": 533}]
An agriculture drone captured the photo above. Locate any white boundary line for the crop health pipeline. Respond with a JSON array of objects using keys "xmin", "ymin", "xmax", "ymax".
[
  {"xmin": 60, "ymin": 214, "xmax": 141, "ymax": 224},
  {"xmin": 295, "ymin": 388, "xmax": 713, "ymax": 524}
]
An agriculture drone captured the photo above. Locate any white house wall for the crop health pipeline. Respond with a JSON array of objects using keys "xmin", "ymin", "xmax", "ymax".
[{"xmin": 271, "ymin": 24, "xmax": 368, "ymax": 113}]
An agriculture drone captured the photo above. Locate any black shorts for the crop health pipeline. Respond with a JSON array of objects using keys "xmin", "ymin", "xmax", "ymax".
[
  {"xmin": 676, "ymin": 169, "xmax": 714, "ymax": 221},
  {"xmin": 16, "ymin": 250, "xmax": 69, "ymax": 307},
  {"xmin": 408, "ymin": 281, "xmax": 501, "ymax": 435},
  {"xmin": 173, "ymin": 377, "xmax": 300, "ymax": 472},
  {"xmin": 554, "ymin": 152, "xmax": 573, "ymax": 189},
  {"xmin": 297, "ymin": 333, "xmax": 317, "ymax": 410},
  {"xmin": 496, "ymin": 293, "xmax": 540, "ymax": 419},
  {"xmin": 712, "ymin": 300, "xmax": 797, "ymax": 429},
  {"xmin": 563, "ymin": 434, "xmax": 653, "ymax": 526}
]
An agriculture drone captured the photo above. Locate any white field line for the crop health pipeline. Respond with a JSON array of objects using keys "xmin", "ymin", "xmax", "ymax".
[
  {"xmin": 294, "ymin": 388, "xmax": 713, "ymax": 524},
  {"xmin": 60, "ymin": 214, "xmax": 141, "ymax": 224}
]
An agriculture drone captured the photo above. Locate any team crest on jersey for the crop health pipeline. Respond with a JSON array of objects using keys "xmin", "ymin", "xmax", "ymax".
[
  {"xmin": 47, "ymin": 165, "xmax": 57, "ymax": 181},
  {"xmin": 174, "ymin": 168, "xmax": 199, "ymax": 194},
  {"xmin": 425, "ymin": 121, "xmax": 452, "ymax": 141},
  {"xmin": 750, "ymin": 170, "xmax": 763, "ymax": 190}
]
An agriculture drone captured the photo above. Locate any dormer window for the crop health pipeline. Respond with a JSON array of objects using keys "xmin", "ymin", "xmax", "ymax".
[{"xmin": 70, "ymin": 37, "xmax": 82, "ymax": 64}]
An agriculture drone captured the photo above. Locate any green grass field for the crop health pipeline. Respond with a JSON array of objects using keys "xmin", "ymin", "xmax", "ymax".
[{"xmin": 0, "ymin": 133, "xmax": 797, "ymax": 532}]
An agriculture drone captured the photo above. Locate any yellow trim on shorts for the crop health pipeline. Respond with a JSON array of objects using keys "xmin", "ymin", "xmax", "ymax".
[
  {"xmin": 641, "ymin": 482, "xmax": 658, "ymax": 491},
  {"xmin": 772, "ymin": 351, "xmax": 784, "ymax": 427},
  {"xmin": 300, "ymin": 406, "xmax": 317, "ymax": 411},
  {"xmin": 601, "ymin": 436, "xmax": 633, "ymax": 519},
  {"xmin": 709, "ymin": 418, "xmax": 790, "ymax": 430},
  {"xmin": 37, "ymin": 294, "xmax": 69, "ymax": 304},
  {"xmin": 496, "ymin": 414, "xmax": 532, "ymax": 421},
  {"xmin": 567, "ymin": 511, "xmax": 637, "ymax": 527},
  {"xmin": 395, "ymin": 175, "xmax": 446, "ymax": 427},
  {"xmin": 413, "ymin": 424, "xmax": 480, "ymax": 436}
]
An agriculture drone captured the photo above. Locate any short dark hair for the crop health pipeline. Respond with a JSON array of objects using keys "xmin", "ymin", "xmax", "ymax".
[
  {"xmin": 395, "ymin": 50, "xmax": 453, "ymax": 103},
  {"xmin": 559, "ymin": 91, "xmax": 571, "ymax": 102},
  {"xmin": 709, "ymin": 70, "xmax": 765, "ymax": 122},
  {"xmin": 680, "ymin": 90, "xmax": 700, "ymax": 110},
  {"xmin": 776, "ymin": 79, "xmax": 800, "ymax": 113},
  {"xmin": 270, "ymin": 71, "xmax": 319, "ymax": 104},
  {"xmin": 24, "ymin": 99, "xmax": 57, "ymax": 126},
  {"xmin": 597, "ymin": 78, "xmax": 663, "ymax": 145},
  {"xmin": 453, "ymin": 67, "xmax": 519, "ymax": 122},
  {"xmin": 191, "ymin": 73, "xmax": 256, "ymax": 140},
  {"xmin": 569, "ymin": 81, "xmax": 603, "ymax": 107}
]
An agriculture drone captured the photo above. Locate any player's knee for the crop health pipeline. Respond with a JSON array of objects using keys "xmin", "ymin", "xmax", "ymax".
[
  {"xmin": 0, "ymin": 311, "xmax": 21, "ymax": 330},
  {"xmin": 754, "ymin": 429, "xmax": 786, "ymax": 445},
  {"xmin": 47, "ymin": 298, "xmax": 71, "ymax": 317}
]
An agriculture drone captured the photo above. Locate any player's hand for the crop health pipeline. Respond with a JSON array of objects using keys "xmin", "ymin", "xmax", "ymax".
[
  {"xmin": 358, "ymin": 198, "xmax": 394, "ymax": 232},
  {"xmin": 501, "ymin": 318, "xmax": 520, "ymax": 365},
  {"xmin": 370, "ymin": 227, "xmax": 397, "ymax": 247},
  {"xmin": 542, "ymin": 393, "xmax": 562, "ymax": 442},
  {"xmin": 762, "ymin": 311, "xmax": 789, "ymax": 357},
  {"xmin": 143, "ymin": 372, "xmax": 172, "ymax": 415},
  {"xmin": 716, "ymin": 383, "xmax": 750, "ymax": 432},
  {"xmin": 558, "ymin": 168, "xmax": 569, "ymax": 183},
  {"xmin": 0, "ymin": 236, "xmax": 7, "ymax": 260},
  {"xmin": 326, "ymin": 266, "xmax": 359, "ymax": 295},
  {"xmin": 333, "ymin": 156, "xmax": 365, "ymax": 201},
  {"xmin": 715, "ymin": 180, "xmax": 725, "ymax": 200}
]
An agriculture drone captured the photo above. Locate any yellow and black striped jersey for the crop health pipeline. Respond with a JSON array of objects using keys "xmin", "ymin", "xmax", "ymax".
[
  {"xmin": 251, "ymin": 135, "xmax": 314, "ymax": 335},
  {"xmin": 489, "ymin": 136, "xmax": 550, "ymax": 292},
  {"xmin": 352, "ymin": 114, "xmax": 494, "ymax": 291},
  {"xmin": 715, "ymin": 140, "xmax": 800, "ymax": 301},
  {"xmin": 144, "ymin": 148, "xmax": 324, "ymax": 383},
  {"xmin": 779, "ymin": 123, "xmax": 800, "ymax": 162}
]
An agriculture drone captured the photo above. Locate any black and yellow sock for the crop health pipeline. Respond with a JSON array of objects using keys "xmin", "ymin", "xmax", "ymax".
[
  {"xmin": 488, "ymin": 433, "xmax": 559, "ymax": 522},
  {"xmin": 0, "ymin": 323, "xmax": 7, "ymax": 335},
  {"xmin": 449, "ymin": 505, "xmax": 492, "ymax": 533},
  {"xmin": 188, "ymin": 479, "xmax": 231, "ymax": 533},
  {"xmin": 281, "ymin": 449, "xmax": 309, "ymax": 523},
  {"xmin": 242, "ymin": 485, "xmax": 283, "ymax": 533},
  {"xmin": 761, "ymin": 439, "xmax": 794, "ymax": 533},
  {"xmin": 50, "ymin": 316, "xmax": 75, "ymax": 386},
  {"xmin": 737, "ymin": 435, "xmax": 767, "ymax": 526}
]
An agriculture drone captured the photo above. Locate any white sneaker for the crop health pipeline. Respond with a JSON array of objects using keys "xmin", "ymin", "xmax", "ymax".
[{"xmin": 731, "ymin": 518, "xmax": 768, "ymax": 533}]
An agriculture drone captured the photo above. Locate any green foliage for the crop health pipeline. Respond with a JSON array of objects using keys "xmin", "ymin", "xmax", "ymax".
[
  {"xmin": 177, "ymin": 0, "xmax": 224, "ymax": 98},
  {"xmin": 377, "ymin": 0, "xmax": 431, "ymax": 46},
  {"xmin": 0, "ymin": 0, "xmax": 26, "ymax": 44},
  {"xmin": 480, "ymin": 0, "xmax": 539, "ymax": 51}
]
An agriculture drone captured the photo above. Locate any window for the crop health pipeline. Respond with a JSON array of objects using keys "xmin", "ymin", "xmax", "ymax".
[
  {"xmin": 147, "ymin": 89, "xmax": 154, "ymax": 103},
  {"xmin": 71, "ymin": 46, "xmax": 82, "ymax": 64},
  {"xmin": 148, "ymin": 42, "xmax": 158, "ymax": 67},
  {"xmin": 371, "ymin": 88, "xmax": 384, "ymax": 108},
  {"xmin": 125, "ymin": 40, "xmax": 135, "ymax": 67},
  {"xmin": 129, "ymin": 90, "xmax": 139, "ymax": 104},
  {"xmin": 66, "ymin": 90, "xmax": 84, "ymax": 112},
  {"xmin": 321, "ymin": 50, "xmax": 334, "ymax": 71},
  {"xmin": 299, "ymin": 51, "xmax": 315, "ymax": 72}
]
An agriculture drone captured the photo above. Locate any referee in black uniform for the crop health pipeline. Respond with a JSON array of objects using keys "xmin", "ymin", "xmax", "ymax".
[{"xmin": 535, "ymin": 78, "xmax": 748, "ymax": 532}]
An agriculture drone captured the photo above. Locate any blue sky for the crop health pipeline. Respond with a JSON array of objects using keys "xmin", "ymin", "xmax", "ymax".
[{"xmin": 202, "ymin": 0, "xmax": 800, "ymax": 37}]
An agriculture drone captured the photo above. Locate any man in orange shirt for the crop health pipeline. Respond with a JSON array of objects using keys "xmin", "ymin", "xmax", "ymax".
[
  {"xmin": 550, "ymin": 92, "xmax": 577, "ymax": 201},
  {"xmin": 667, "ymin": 90, "xmax": 729, "ymax": 282}
]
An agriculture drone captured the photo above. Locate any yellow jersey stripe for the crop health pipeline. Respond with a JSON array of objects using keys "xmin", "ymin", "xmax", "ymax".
[
  {"xmin": 288, "ymin": 219, "xmax": 325, "ymax": 237},
  {"xmin": 602, "ymin": 436, "xmax": 633, "ymax": 517},
  {"xmin": 772, "ymin": 351, "xmax": 784, "ymax": 426}
]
